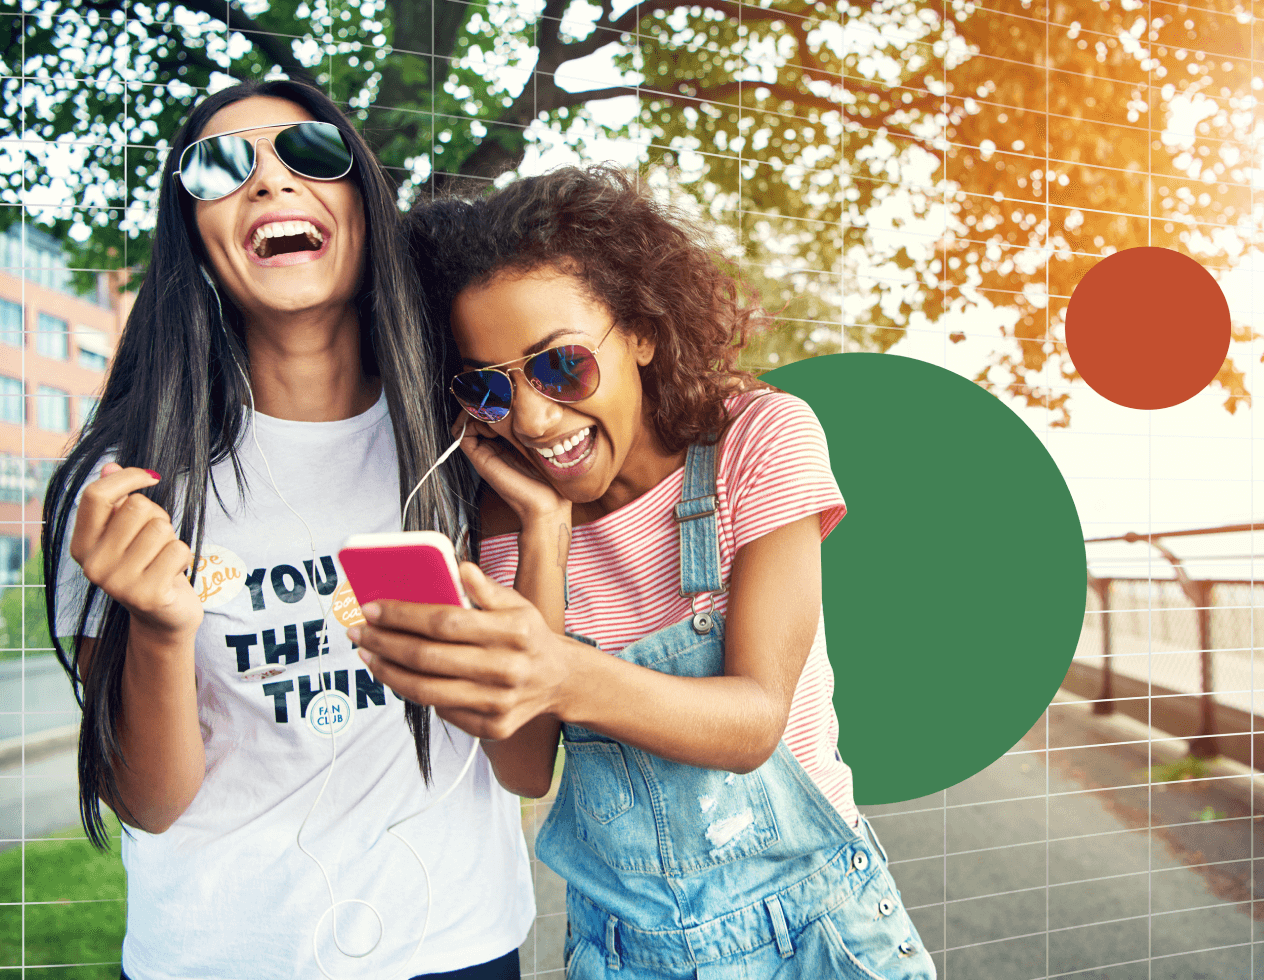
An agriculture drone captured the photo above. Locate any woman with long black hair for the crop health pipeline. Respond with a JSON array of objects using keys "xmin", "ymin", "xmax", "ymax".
[{"xmin": 42, "ymin": 80, "xmax": 532, "ymax": 978}]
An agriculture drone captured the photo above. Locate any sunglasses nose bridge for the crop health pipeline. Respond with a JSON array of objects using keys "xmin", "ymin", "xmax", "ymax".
[
  {"xmin": 245, "ymin": 135, "xmax": 299, "ymax": 190},
  {"xmin": 506, "ymin": 368, "xmax": 565, "ymax": 436}
]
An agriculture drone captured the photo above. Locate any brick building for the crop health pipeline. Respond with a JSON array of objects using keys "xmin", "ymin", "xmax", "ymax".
[{"xmin": 0, "ymin": 225, "xmax": 129, "ymax": 586}]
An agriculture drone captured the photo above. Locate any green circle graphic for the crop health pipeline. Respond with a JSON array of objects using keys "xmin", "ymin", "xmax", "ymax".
[{"xmin": 766, "ymin": 353, "xmax": 1086, "ymax": 804}]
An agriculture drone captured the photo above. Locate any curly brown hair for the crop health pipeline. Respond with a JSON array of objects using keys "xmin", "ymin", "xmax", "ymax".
[{"xmin": 407, "ymin": 166, "xmax": 769, "ymax": 453}]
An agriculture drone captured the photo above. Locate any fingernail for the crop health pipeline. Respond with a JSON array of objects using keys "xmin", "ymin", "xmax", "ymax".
[
  {"xmin": 362, "ymin": 603, "xmax": 380, "ymax": 622},
  {"xmin": 144, "ymin": 469, "xmax": 161, "ymax": 481},
  {"xmin": 357, "ymin": 648, "xmax": 372, "ymax": 667},
  {"xmin": 347, "ymin": 626, "xmax": 361, "ymax": 644}
]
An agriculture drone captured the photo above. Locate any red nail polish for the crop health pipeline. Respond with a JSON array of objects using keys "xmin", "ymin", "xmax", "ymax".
[{"xmin": 144, "ymin": 469, "xmax": 161, "ymax": 481}]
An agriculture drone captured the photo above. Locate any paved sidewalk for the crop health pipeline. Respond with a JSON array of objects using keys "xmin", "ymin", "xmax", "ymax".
[
  {"xmin": 0, "ymin": 738, "xmax": 80, "ymax": 849},
  {"xmin": 0, "ymin": 653, "xmax": 79, "ymax": 741},
  {"xmin": 866, "ymin": 691, "xmax": 1264, "ymax": 979},
  {"xmin": 519, "ymin": 791, "xmax": 567, "ymax": 978}
]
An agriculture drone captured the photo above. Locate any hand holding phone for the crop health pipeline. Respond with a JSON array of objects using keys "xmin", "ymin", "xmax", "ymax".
[{"xmin": 338, "ymin": 531, "xmax": 470, "ymax": 610}]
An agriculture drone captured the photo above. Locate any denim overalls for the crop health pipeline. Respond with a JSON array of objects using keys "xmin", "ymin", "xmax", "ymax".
[{"xmin": 539, "ymin": 442, "xmax": 937, "ymax": 980}]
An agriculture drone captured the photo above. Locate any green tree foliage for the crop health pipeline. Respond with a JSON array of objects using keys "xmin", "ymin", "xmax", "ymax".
[
  {"xmin": 0, "ymin": 548, "xmax": 53, "ymax": 659},
  {"xmin": 4, "ymin": 0, "xmax": 1259, "ymax": 423}
]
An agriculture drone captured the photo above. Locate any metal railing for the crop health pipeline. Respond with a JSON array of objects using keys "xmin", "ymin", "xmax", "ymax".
[{"xmin": 1073, "ymin": 523, "xmax": 1264, "ymax": 767}]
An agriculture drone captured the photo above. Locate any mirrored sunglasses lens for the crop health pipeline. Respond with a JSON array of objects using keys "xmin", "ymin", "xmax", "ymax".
[
  {"xmin": 453, "ymin": 371, "xmax": 513, "ymax": 422},
  {"xmin": 526, "ymin": 346, "xmax": 599, "ymax": 402},
  {"xmin": 181, "ymin": 136, "xmax": 255, "ymax": 200},
  {"xmin": 275, "ymin": 122, "xmax": 353, "ymax": 179}
]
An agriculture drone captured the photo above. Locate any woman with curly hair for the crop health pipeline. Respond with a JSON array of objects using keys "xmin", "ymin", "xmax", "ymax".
[{"xmin": 350, "ymin": 167, "xmax": 935, "ymax": 979}]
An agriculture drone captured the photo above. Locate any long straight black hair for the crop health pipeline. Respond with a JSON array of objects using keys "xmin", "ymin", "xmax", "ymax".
[{"xmin": 42, "ymin": 79, "xmax": 470, "ymax": 848}]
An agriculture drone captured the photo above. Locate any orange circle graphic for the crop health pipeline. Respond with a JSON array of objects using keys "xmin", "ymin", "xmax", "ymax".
[{"xmin": 1065, "ymin": 247, "xmax": 1230, "ymax": 410}]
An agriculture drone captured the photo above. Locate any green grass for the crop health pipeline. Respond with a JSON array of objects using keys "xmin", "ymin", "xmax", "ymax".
[
  {"xmin": 0, "ymin": 815, "xmax": 125, "ymax": 977},
  {"xmin": 0, "ymin": 551, "xmax": 54, "ymax": 663},
  {"xmin": 1149, "ymin": 755, "xmax": 1215, "ymax": 783}
]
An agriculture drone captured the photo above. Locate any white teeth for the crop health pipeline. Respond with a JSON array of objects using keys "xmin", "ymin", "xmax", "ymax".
[
  {"xmin": 534, "ymin": 427, "xmax": 590, "ymax": 464},
  {"xmin": 250, "ymin": 220, "xmax": 325, "ymax": 256}
]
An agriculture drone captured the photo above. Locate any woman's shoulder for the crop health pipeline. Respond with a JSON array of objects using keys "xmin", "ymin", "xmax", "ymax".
[{"xmin": 720, "ymin": 387, "xmax": 824, "ymax": 450}]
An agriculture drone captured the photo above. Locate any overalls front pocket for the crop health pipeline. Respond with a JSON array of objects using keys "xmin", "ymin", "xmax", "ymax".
[
  {"xmin": 565, "ymin": 737, "xmax": 634, "ymax": 824},
  {"xmin": 561, "ymin": 707, "xmax": 781, "ymax": 876}
]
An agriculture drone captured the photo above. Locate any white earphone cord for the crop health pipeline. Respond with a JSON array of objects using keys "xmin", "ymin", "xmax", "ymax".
[{"xmin": 214, "ymin": 280, "xmax": 477, "ymax": 979}]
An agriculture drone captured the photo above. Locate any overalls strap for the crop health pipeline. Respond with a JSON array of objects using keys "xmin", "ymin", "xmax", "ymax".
[{"xmin": 672, "ymin": 441, "xmax": 725, "ymax": 601}]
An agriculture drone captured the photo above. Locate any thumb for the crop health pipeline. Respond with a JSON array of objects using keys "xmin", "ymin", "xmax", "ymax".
[{"xmin": 458, "ymin": 562, "xmax": 529, "ymax": 611}]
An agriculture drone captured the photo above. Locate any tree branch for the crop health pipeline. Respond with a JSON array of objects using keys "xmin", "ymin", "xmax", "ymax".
[
  {"xmin": 151, "ymin": 47, "xmax": 222, "ymax": 87},
  {"xmin": 542, "ymin": 19, "xmax": 628, "ymax": 68},
  {"xmin": 603, "ymin": 0, "xmax": 798, "ymax": 35},
  {"xmin": 546, "ymin": 0, "xmax": 803, "ymax": 67},
  {"xmin": 170, "ymin": 0, "xmax": 319, "ymax": 86},
  {"xmin": 452, "ymin": 68, "xmax": 936, "ymax": 183}
]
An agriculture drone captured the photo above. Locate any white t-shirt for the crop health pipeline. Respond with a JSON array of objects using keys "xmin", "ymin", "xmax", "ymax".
[{"xmin": 55, "ymin": 392, "xmax": 534, "ymax": 979}]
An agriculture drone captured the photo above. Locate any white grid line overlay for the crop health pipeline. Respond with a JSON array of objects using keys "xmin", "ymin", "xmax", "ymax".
[{"xmin": 4, "ymin": 0, "xmax": 1264, "ymax": 977}]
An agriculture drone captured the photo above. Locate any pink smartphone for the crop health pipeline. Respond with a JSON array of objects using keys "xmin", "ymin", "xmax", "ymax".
[{"xmin": 338, "ymin": 531, "xmax": 470, "ymax": 609}]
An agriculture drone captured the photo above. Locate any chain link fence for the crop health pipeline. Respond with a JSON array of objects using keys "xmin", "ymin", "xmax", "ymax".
[{"xmin": 1072, "ymin": 574, "xmax": 1264, "ymax": 764}]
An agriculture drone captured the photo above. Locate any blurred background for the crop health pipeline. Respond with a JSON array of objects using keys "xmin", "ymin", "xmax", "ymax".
[{"xmin": 4, "ymin": 0, "xmax": 1264, "ymax": 976}]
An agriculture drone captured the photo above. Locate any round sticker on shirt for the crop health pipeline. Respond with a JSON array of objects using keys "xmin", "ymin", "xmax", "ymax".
[
  {"xmin": 331, "ymin": 579, "xmax": 366, "ymax": 627},
  {"xmin": 192, "ymin": 544, "xmax": 247, "ymax": 609},
  {"xmin": 307, "ymin": 690, "xmax": 353, "ymax": 738}
]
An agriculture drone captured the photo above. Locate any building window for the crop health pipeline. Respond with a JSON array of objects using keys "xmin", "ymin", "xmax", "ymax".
[
  {"xmin": 0, "ymin": 377, "xmax": 22, "ymax": 426},
  {"xmin": 79, "ymin": 396, "xmax": 99, "ymax": 429},
  {"xmin": 75, "ymin": 326, "xmax": 110, "ymax": 371},
  {"xmin": 0, "ymin": 456, "xmax": 23, "ymax": 505},
  {"xmin": 80, "ymin": 349, "xmax": 107, "ymax": 371},
  {"xmin": 0, "ymin": 535, "xmax": 25, "ymax": 587},
  {"xmin": 36, "ymin": 313, "xmax": 68, "ymax": 360},
  {"xmin": 1, "ymin": 231, "xmax": 18, "ymax": 276},
  {"xmin": 27, "ymin": 458, "xmax": 58, "ymax": 506},
  {"xmin": 0, "ymin": 298, "xmax": 21, "ymax": 348},
  {"xmin": 35, "ymin": 385, "xmax": 69, "ymax": 432}
]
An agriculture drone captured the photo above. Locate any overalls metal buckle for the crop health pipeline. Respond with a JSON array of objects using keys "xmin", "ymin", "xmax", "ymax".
[{"xmin": 672, "ymin": 442, "xmax": 727, "ymax": 633}]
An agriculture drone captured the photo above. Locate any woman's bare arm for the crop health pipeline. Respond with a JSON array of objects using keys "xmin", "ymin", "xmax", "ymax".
[
  {"xmin": 354, "ymin": 513, "xmax": 823, "ymax": 775},
  {"xmin": 76, "ymin": 630, "xmax": 205, "ymax": 832},
  {"xmin": 431, "ymin": 426, "xmax": 568, "ymax": 798},
  {"xmin": 70, "ymin": 464, "xmax": 206, "ymax": 832},
  {"xmin": 470, "ymin": 509, "xmax": 565, "ymax": 798}
]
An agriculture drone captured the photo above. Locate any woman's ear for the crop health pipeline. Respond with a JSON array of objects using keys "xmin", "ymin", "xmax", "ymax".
[{"xmin": 632, "ymin": 327, "xmax": 656, "ymax": 367}]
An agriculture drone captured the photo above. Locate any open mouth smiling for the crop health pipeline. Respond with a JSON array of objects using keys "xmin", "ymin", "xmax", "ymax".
[
  {"xmin": 249, "ymin": 219, "xmax": 325, "ymax": 258},
  {"xmin": 530, "ymin": 426, "xmax": 596, "ymax": 473}
]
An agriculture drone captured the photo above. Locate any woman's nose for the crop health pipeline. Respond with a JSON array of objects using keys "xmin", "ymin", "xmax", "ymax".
[
  {"xmin": 510, "ymin": 373, "xmax": 564, "ymax": 439},
  {"xmin": 246, "ymin": 138, "xmax": 299, "ymax": 198}
]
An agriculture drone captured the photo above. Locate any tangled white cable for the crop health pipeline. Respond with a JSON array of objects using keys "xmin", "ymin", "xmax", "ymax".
[{"xmin": 211, "ymin": 273, "xmax": 478, "ymax": 978}]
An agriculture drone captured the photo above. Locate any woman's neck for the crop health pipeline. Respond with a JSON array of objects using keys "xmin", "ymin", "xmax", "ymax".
[{"xmin": 243, "ymin": 303, "xmax": 381, "ymax": 421}]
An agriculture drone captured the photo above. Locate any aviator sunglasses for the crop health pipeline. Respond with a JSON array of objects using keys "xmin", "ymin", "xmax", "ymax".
[
  {"xmin": 175, "ymin": 121, "xmax": 354, "ymax": 201},
  {"xmin": 451, "ymin": 323, "xmax": 619, "ymax": 423}
]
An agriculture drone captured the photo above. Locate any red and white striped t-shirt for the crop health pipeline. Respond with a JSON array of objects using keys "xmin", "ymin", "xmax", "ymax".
[{"xmin": 479, "ymin": 390, "xmax": 859, "ymax": 828}]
